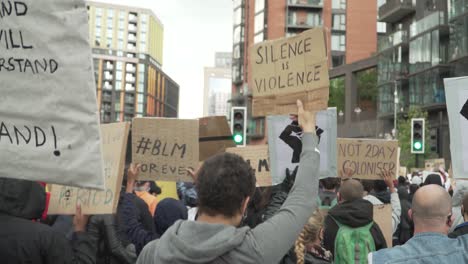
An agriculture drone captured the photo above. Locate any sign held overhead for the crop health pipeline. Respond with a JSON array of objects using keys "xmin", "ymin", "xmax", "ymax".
[
  {"xmin": 132, "ymin": 118, "xmax": 199, "ymax": 182},
  {"xmin": 250, "ymin": 28, "xmax": 329, "ymax": 117},
  {"xmin": 48, "ymin": 122, "xmax": 130, "ymax": 215},
  {"xmin": 0, "ymin": 0, "xmax": 104, "ymax": 189},
  {"xmin": 337, "ymin": 138, "xmax": 399, "ymax": 180}
]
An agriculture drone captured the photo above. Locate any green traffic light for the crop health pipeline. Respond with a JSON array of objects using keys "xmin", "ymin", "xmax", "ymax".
[
  {"xmin": 414, "ymin": 141, "xmax": 422, "ymax": 150},
  {"xmin": 234, "ymin": 134, "xmax": 243, "ymax": 144}
]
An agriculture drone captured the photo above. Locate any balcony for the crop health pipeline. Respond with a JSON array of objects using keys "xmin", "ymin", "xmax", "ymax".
[
  {"xmin": 449, "ymin": 0, "xmax": 468, "ymax": 20},
  {"xmin": 410, "ymin": 12, "xmax": 447, "ymax": 38},
  {"xmin": 287, "ymin": 0, "xmax": 323, "ymax": 9},
  {"xmin": 378, "ymin": 30, "xmax": 408, "ymax": 52},
  {"xmin": 287, "ymin": 17, "xmax": 322, "ymax": 30},
  {"xmin": 128, "ymin": 13, "xmax": 138, "ymax": 23},
  {"xmin": 102, "ymin": 94, "xmax": 112, "ymax": 102},
  {"xmin": 128, "ymin": 34, "xmax": 137, "ymax": 43},
  {"xmin": 128, "ymin": 25, "xmax": 137, "ymax": 32},
  {"xmin": 125, "ymin": 83, "xmax": 135, "ymax": 91},
  {"xmin": 125, "ymin": 73, "xmax": 136, "ymax": 83},
  {"xmin": 379, "ymin": 0, "xmax": 415, "ymax": 23},
  {"xmin": 105, "ymin": 61, "xmax": 114, "ymax": 70},
  {"xmin": 104, "ymin": 72, "xmax": 113, "ymax": 81},
  {"xmin": 126, "ymin": 64, "xmax": 136, "ymax": 73},
  {"xmin": 124, "ymin": 96, "xmax": 135, "ymax": 104}
]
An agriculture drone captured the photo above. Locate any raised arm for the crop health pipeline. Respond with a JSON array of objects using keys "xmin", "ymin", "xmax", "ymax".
[{"xmin": 250, "ymin": 100, "xmax": 321, "ymax": 263}]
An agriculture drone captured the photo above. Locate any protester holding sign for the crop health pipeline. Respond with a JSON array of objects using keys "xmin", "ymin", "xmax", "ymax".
[
  {"xmin": 135, "ymin": 100, "xmax": 321, "ymax": 264},
  {"xmin": 0, "ymin": 178, "xmax": 96, "ymax": 264}
]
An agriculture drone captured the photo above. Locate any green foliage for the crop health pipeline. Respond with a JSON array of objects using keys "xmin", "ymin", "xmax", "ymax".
[
  {"xmin": 329, "ymin": 77, "xmax": 345, "ymax": 112},
  {"xmin": 357, "ymin": 68, "xmax": 378, "ymax": 101},
  {"xmin": 397, "ymin": 107, "xmax": 437, "ymax": 169}
]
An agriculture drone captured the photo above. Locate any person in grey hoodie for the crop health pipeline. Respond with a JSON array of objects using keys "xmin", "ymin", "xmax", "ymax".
[{"xmin": 133, "ymin": 100, "xmax": 320, "ymax": 264}]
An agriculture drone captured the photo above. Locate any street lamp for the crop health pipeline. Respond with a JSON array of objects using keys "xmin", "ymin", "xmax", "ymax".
[{"xmin": 394, "ymin": 80, "xmax": 399, "ymax": 139}]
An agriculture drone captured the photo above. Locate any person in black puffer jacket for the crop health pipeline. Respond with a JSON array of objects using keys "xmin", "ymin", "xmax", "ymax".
[
  {"xmin": 0, "ymin": 177, "xmax": 96, "ymax": 264},
  {"xmin": 393, "ymin": 186, "xmax": 413, "ymax": 245},
  {"xmin": 87, "ymin": 214, "xmax": 137, "ymax": 264}
]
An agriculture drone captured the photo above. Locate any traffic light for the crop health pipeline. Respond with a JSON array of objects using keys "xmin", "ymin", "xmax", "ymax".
[
  {"xmin": 231, "ymin": 107, "xmax": 247, "ymax": 146},
  {"xmin": 411, "ymin": 118, "xmax": 425, "ymax": 154}
]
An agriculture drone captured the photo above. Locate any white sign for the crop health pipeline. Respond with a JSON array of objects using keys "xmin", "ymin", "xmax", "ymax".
[
  {"xmin": 267, "ymin": 108, "xmax": 337, "ymax": 185},
  {"xmin": 444, "ymin": 77, "xmax": 468, "ymax": 179},
  {"xmin": 0, "ymin": 1, "xmax": 104, "ymax": 189}
]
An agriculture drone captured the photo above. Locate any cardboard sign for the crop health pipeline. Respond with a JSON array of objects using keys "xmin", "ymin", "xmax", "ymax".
[
  {"xmin": 48, "ymin": 123, "xmax": 130, "ymax": 214},
  {"xmin": 399, "ymin": 166, "xmax": 408, "ymax": 177},
  {"xmin": 226, "ymin": 145, "xmax": 272, "ymax": 187},
  {"xmin": 250, "ymin": 28, "xmax": 329, "ymax": 117},
  {"xmin": 267, "ymin": 108, "xmax": 337, "ymax": 185},
  {"xmin": 337, "ymin": 139, "xmax": 399, "ymax": 180},
  {"xmin": 132, "ymin": 118, "xmax": 199, "ymax": 182},
  {"xmin": 444, "ymin": 77, "xmax": 468, "ymax": 179},
  {"xmin": 0, "ymin": 0, "xmax": 104, "ymax": 188},
  {"xmin": 199, "ymin": 116, "xmax": 235, "ymax": 161},
  {"xmin": 425, "ymin": 158, "xmax": 446, "ymax": 171},
  {"xmin": 373, "ymin": 204, "xmax": 393, "ymax": 248}
]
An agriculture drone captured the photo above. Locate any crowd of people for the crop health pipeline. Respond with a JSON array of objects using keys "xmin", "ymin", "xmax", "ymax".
[{"xmin": 1, "ymin": 101, "xmax": 468, "ymax": 264}]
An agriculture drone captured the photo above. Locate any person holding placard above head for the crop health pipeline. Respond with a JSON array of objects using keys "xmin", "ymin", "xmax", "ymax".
[{"xmin": 135, "ymin": 100, "xmax": 321, "ymax": 264}]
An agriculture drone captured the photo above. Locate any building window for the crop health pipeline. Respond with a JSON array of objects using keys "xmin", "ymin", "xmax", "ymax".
[
  {"xmin": 255, "ymin": 0, "xmax": 265, "ymax": 13},
  {"xmin": 332, "ymin": 0, "xmax": 346, "ymax": 9},
  {"xmin": 409, "ymin": 29, "xmax": 447, "ymax": 73},
  {"xmin": 332, "ymin": 14, "xmax": 346, "ymax": 31},
  {"xmin": 233, "ymin": 44, "xmax": 241, "ymax": 59},
  {"xmin": 377, "ymin": 22, "xmax": 386, "ymax": 33},
  {"xmin": 254, "ymin": 32, "xmax": 264, "ymax": 43},
  {"xmin": 141, "ymin": 14, "xmax": 148, "ymax": 24},
  {"xmin": 115, "ymin": 81, "xmax": 122, "ymax": 90},
  {"xmin": 233, "ymin": 25, "xmax": 244, "ymax": 44},
  {"xmin": 331, "ymin": 33, "xmax": 346, "ymax": 51},
  {"xmin": 96, "ymin": 8, "xmax": 102, "ymax": 16},
  {"xmin": 234, "ymin": 0, "xmax": 242, "ymax": 9},
  {"xmin": 449, "ymin": 15, "xmax": 468, "ymax": 60},
  {"xmin": 409, "ymin": 69, "xmax": 448, "ymax": 105},
  {"xmin": 307, "ymin": 12, "xmax": 322, "ymax": 27},
  {"xmin": 254, "ymin": 12, "xmax": 265, "ymax": 33},
  {"xmin": 332, "ymin": 54, "xmax": 345, "ymax": 67},
  {"xmin": 116, "ymin": 70, "xmax": 123, "ymax": 81},
  {"xmin": 234, "ymin": 7, "xmax": 242, "ymax": 25}
]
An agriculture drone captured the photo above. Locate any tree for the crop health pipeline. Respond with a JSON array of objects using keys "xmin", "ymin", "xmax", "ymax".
[
  {"xmin": 329, "ymin": 77, "xmax": 345, "ymax": 112},
  {"xmin": 397, "ymin": 107, "xmax": 437, "ymax": 169}
]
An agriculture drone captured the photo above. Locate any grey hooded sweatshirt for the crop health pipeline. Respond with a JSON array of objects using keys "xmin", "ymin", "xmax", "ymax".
[{"xmin": 136, "ymin": 133, "xmax": 320, "ymax": 264}]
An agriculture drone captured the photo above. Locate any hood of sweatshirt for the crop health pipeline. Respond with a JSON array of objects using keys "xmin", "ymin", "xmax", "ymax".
[
  {"xmin": 139, "ymin": 220, "xmax": 250, "ymax": 263},
  {"xmin": 0, "ymin": 178, "xmax": 45, "ymax": 220},
  {"xmin": 328, "ymin": 199, "xmax": 374, "ymax": 227}
]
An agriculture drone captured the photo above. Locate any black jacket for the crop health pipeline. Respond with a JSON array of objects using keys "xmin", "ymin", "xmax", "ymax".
[
  {"xmin": 323, "ymin": 199, "xmax": 387, "ymax": 257},
  {"xmin": 449, "ymin": 222, "xmax": 468, "ymax": 238},
  {"xmin": 87, "ymin": 215, "xmax": 137, "ymax": 264},
  {"xmin": 0, "ymin": 178, "xmax": 96, "ymax": 264},
  {"xmin": 116, "ymin": 190, "xmax": 154, "ymax": 247}
]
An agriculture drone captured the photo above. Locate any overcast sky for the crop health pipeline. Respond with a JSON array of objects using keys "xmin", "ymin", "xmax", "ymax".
[{"xmin": 101, "ymin": 0, "xmax": 233, "ymax": 118}]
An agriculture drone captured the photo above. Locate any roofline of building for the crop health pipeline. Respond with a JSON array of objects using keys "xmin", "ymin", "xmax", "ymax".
[{"xmin": 86, "ymin": 0, "xmax": 164, "ymax": 28}]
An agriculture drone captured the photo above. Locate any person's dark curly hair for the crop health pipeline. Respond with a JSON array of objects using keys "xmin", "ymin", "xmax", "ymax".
[{"xmin": 196, "ymin": 152, "xmax": 256, "ymax": 218}]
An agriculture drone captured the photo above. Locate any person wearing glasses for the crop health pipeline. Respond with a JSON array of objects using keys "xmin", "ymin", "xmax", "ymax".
[{"xmin": 369, "ymin": 184, "xmax": 468, "ymax": 263}]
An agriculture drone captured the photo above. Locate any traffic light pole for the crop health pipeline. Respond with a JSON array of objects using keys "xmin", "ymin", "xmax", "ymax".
[
  {"xmin": 394, "ymin": 80, "xmax": 398, "ymax": 139},
  {"xmin": 415, "ymin": 154, "xmax": 420, "ymax": 168}
]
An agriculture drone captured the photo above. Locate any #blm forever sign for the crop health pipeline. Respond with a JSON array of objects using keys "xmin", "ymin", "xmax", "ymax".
[{"xmin": 0, "ymin": 0, "xmax": 104, "ymax": 189}]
